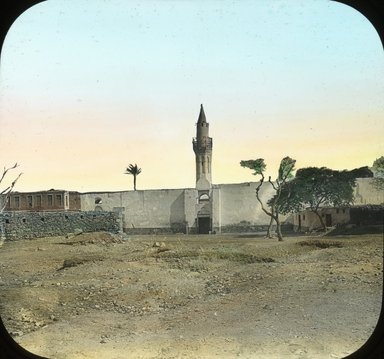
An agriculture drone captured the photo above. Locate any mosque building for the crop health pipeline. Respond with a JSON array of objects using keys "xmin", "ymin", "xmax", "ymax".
[{"xmin": 79, "ymin": 104, "xmax": 276, "ymax": 234}]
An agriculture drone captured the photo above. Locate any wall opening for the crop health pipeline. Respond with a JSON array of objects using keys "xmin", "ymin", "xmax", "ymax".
[{"xmin": 198, "ymin": 217, "xmax": 210, "ymax": 234}]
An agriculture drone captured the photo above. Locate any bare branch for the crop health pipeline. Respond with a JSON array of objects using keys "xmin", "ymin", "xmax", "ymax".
[
  {"xmin": 0, "ymin": 164, "xmax": 22, "ymax": 213},
  {"xmin": 0, "ymin": 163, "xmax": 18, "ymax": 185},
  {"xmin": 268, "ymin": 176, "xmax": 279, "ymax": 191}
]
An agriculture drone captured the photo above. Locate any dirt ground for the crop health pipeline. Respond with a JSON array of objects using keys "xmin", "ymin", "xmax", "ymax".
[{"xmin": 0, "ymin": 232, "xmax": 382, "ymax": 359}]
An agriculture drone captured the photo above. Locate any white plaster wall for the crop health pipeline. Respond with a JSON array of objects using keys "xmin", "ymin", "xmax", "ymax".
[
  {"xmin": 354, "ymin": 178, "xmax": 383, "ymax": 205},
  {"xmin": 211, "ymin": 188, "xmax": 221, "ymax": 229},
  {"xmin": 79, "ymin": 178, "xmax": 381, "ymax": 232},
  {"xmin": 215, "ymin": 182, "xmax": 275, "ymax": 226},
  {"xmin": 81, "ymin": 189, "xmax": 193, "ymax": 229},
  {"xmin": 295, "ymin": 208, "xmax": 350, "ymax": 230},
  {"xmin": 81, "ymin": 192, "xmax": 124, "ymax": 212},
  {"xmin": 184, "ymin": 189, "xmax": 199, "ymax": 228}
]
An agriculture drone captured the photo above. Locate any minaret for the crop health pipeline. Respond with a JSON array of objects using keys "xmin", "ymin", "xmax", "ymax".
[{"xmin": 193, "ymin": 104, "xmax": 213, "ymax": 189}]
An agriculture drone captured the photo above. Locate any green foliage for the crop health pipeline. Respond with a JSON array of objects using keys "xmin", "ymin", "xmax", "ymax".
[
  {"xmin": 276, "ymin": 167, "xmax": 357, "ymax": 216},
  {"xmin": 125, "ymin": 163, "xmax": 142, "ymax": 190},
  {"xmin": 126, "ymin": 164, "xmax": 142, "ymax": 176},
  {"xmin": 349, "ymin": 166, "xmax": 373, "ymax": 178},
  {"xmin": 240, "ymin": 159, "xmax": 266, "ymax": 176},
  {"xmin": 372, "ymin": 156, "xmax": 384, "ymax": 176},
  {"xmin": 277, "ymin": 156, "xmax": 296, "ymax": 182},
  {"xmin": 240, "ymin": 156, "xmax": 296, "ymax": 241},
  {"xmin": 268, "ymin": 179, "xmax": 303, "ymax": 214},
  {"xmin": 372, "ymin": 156, "xmax": 384, "ymax": 190}
]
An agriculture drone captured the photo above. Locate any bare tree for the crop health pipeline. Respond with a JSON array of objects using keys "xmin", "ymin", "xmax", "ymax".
[
  {"xmin": 0, "ymin": 163, "xmax": 22, "ymax": 213},
  {"xmin": 240, "ymin": 157, "xmax": 296, "ymax": 241}
]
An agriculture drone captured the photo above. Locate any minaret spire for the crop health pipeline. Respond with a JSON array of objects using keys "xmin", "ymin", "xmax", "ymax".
[
  {"xmin": 192, "ymin": 104, "xmax": 213, "ymax": 189},
  {"xmin": 197, "ymin": 104, "xmax": 207, "ymax": 124}
]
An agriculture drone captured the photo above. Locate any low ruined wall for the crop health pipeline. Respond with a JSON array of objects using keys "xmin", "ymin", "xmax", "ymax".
[{"xmin": 0, "ymin": 211, "xmax": 120, "ymax": 241}]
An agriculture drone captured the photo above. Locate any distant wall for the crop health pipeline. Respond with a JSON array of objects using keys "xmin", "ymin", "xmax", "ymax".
[
  {"xmin": 293, "ymin": 205, "xmax": 384, "ymax": 232},
  {"xmin": 3, "ymin": 191, "xmax": 81, "ymax": 212},
  {"xmin": 81, "ymin": 189, "xmax": 198, "ymax": 234},
  {"xmin": 293, "ymin": 208, "xmax": 351, "ymax": 232},
  {"xmin": 213, "ymin": 182, "xmax": 279, "ymax": 232},
  {"xmin": 0, "ymin": 211, "xmax": 120, "ymax": 241},
  {"xmin": 354, "ymin": 178, "xmax": 383, "ymax": 205},
  {"xmin": 76, "ymin": 178, "xmax": 382, "ymax": 235},
  {"xmin": 350, "ymin": 206, "xmax": 384, "ymax": 226},
  {"xmin": 80, "ymin": 184, "xmax": 284, "ymax": 234}
]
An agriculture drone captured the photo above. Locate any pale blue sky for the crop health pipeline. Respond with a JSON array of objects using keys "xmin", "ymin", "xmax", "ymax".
[{"xmin": 0, "ymin": 0, "xmax": 383, "ymax": 192}]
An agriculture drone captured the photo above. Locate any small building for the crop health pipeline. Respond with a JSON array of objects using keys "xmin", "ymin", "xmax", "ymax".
[
  {"xmin": 293, "ymin": 205, "xmax": 384, "ymax": 232},
  {"xmin": 3, "ymin": 189, "xmax": 81, "ymax": 212}
]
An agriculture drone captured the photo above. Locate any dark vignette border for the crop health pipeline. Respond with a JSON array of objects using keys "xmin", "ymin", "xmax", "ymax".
[{"xmin": 0, "ymin": 0, "xmax": 382, "ymax": 358}]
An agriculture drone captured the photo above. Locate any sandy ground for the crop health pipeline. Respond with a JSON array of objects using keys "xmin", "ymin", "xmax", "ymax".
[{"xmin": 0, "ymin": 232, "xmax": 382, "ymax": 359}]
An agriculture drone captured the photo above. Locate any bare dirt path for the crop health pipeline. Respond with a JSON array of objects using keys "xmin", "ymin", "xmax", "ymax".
[{"xmin": 0, "ymin": 232, "xmax": 382, "ymax": 358}]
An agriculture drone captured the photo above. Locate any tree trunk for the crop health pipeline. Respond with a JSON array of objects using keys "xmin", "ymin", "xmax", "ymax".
[
  {"xmin": 266, "ymin": 216, "xmax": 274, "ymax": 239},
  {"xmin": 313, "ymin": 210, "xmax": 326, "ymax": 231},
  {"xmin": 255, "ymin": 177, "xmax": 285, "ymax": 241},
  {"xmin": 275, "ymin": 215, "xmax": 283, "ymax": 241},
  {"xmin": 133, "ymin": 175, "xmax": 137, "ymax": 191}
]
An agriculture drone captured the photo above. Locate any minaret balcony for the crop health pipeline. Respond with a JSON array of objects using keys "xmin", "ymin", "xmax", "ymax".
[{"xmin": 192, "ymin": 137, "xmax": 213, "ymax": 151}]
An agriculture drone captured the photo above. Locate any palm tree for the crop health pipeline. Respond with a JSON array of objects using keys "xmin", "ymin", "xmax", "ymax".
[{"xmin": 125, "ymin": 164, "xmax": 142, "ymax": 191}]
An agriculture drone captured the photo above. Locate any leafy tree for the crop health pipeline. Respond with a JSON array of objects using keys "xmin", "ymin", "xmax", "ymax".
[
  {"xmin": 240, "ymin": 156, "xmax": 296, "ymax": 241},
  {"xmin": 277, "ymin": 167, "xmax": 356, "ymax": 230},
  {"xmin": 125, "ymin": 164, "xmax": 142, "ymax": 191},
  {"xmin": 0, "ymin": 163, "xmax": 22, "ymax": 213},
  {"xmin": 349, "ymin": 166, "xmax": 373, "ymax": 178},
  {"xmin": 372, "ymin": 156, "xmax": 384, "ymax": 190}
]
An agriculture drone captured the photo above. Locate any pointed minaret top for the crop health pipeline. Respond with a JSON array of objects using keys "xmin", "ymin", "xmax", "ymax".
[{"xmin": 197, "ymin": 104, "xmax": 207, "ymax": 124}]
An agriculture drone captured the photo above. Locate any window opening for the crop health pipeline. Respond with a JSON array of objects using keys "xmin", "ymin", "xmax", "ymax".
[
  {"xmin": 56, "ymin": 194, "xmax": 62, "ymax": 206},
  {"xmin": 199, "ymin": 193, "xmax": 210, "ymax": 202}
]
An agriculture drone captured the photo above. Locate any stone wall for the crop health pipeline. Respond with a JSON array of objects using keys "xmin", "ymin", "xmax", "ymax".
[{"xmin": 0, "ymin": 211, "xmax": 120, "ymax": 241}]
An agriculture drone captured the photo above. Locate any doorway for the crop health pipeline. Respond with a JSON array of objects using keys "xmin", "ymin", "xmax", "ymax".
[
  {"xmin": 198, "ymin": 217, "xmax": 211, "ymax": 234},
  {"xmin": 325, "ymin": 214, "xmax": 332, "ymax": 227}
]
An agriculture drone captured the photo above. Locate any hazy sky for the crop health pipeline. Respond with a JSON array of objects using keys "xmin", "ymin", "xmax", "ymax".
[{"xmin": 0, "ymin": 0, "xmax": 383, "ymax": 192}]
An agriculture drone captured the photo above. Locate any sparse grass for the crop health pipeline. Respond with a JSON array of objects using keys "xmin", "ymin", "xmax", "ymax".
[
  {"xmin": 298, "ymin": 239, "xmax": 343, "ymax": 249},
  {"xmin": 214, "ymin": 251, "xmax": 274, "ymax": 263},
  {"xmin": 158, "ymin": 247, "xmax": 274, "ymax": 264},
  {"xmin": 327, "ymin": 225, "xmax": 383, "ymax": 236}
]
